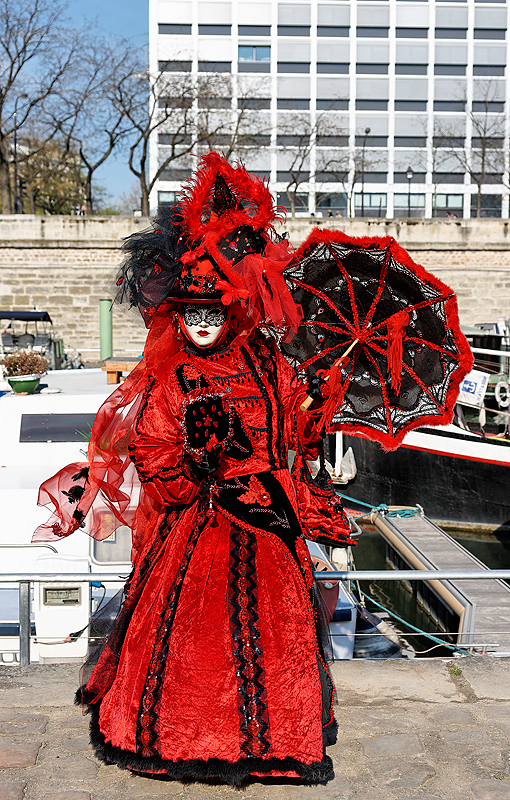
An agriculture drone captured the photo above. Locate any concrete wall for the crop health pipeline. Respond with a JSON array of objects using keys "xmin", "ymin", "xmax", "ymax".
[{"xmin": 0, "ymin": 215, "xmax": 508, "ymax": 361}]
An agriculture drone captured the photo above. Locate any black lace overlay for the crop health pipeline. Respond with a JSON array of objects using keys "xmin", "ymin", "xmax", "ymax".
[
  {"xmin": 216, "ymin": 472, "xmax": 301, "ymax": 562},
  {"xmin": 229, "ymin": 523, "xmax": 272, "ymax": 758}
]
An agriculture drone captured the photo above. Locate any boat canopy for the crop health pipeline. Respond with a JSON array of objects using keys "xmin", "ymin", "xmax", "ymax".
[{"xmin": 0, "ymin": 311, "xmax": 53, "ymax": 323}]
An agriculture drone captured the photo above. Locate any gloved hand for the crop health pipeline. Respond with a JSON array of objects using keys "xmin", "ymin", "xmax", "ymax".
[
  {"xmin": 307, "ymin": 372, "xmax": 329, "ymax": 403},
  {"xmin": 186, "ymin": 442, "xmax": 222, "ymax": 479}
]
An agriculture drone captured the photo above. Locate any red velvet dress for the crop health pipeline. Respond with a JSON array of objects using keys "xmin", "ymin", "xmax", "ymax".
[{"xmin": 78, "ymin": 333, "xmax": 346, "ymax": 785}]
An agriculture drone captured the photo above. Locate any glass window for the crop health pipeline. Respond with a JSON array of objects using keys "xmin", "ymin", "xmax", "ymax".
[
  {"xmin": 396, "ymin": 28, "xmax": 428, "ymax": 38},
  {"xmin": 198, "ymin": 24, "xmax": 231, "ymax": 35},
  {"xmin": 238, "ymin": 25, "xmax": 270, "ymax": 36},
  {"xmin": 277, "ymin": 98, "xmax": 310, "ymax": 109},
  {"xmin": 433, "ymin": 100, "xmax": 465, "ymax": 111},
  {"xmin": 238, "ymin": 45, "xmax": 271, "ymax": 62},
  {"xmin": 277, "ymin": 135, "xmax": 309, "ymax": 146},
  {"xmin": 198, "ymin": 97, "xmax": 231, "ymax": 108},
  {"xmin": 435, "ymin": 194, "xmax": 463, "ymax": 208},
  {"xmin": 238, "ymin": 98, "xmax": 271, "ymax": 109},
  {"xmin": 356, "ymin": 99, "xmax": 388, "ymax": 110},
  {"xmin": 395, "ymin": 100, "xmax": 427, "ymax": 110},
  {"xmin": 316, "ymin": 135, "xmax": 349, "ymax": 147},
  {"xmin": 394, "ymin": 194, "xmax": 426, "ymax": 208},
  {"xmin": 276, "ymin": 192, "xmax": 309, "ymax": 211},
  {"xmin": 395, "ymin": 64, "xmax": 428, "ymax": 74},
  {"xmin": 159, "ymin": 24, "xmax": 191, "ymax": 34},
  {"xmin": 474, "ymin": 65, "xmax": 505, "ymax": 75},
  {"xmin": 394, "ymin": 136, "xmax": 427, "ymax": 147},
  {"xmin": 158, "ymin": 191, "xmax": 178, "ymax": 206},
  {"xmin": 435, "ymin": 28, "xmax": 467, "ymax": 39},
  {"xmin": 317, "ymin": 26, "xmax": 349, "ymax": 37},
  {"xmin": 472, "ymin": 137, "xmax": 504, "ymax": 149},
  {"xmin": 355, "ymin": 135, "xmax": 388, "ymax": 146},
  {"xmin": 317, "ymin": 63, "xmax": 349, "ymax": 74},
  {"xmin": 434, "ymin": 64, "xmax": 466, "ymax": 75},
  {"xmin": 19, "ymin": 414, "xmax": 96, "ymax": 443},
  {"xmin": 316, "ymin": 193, "xmax": 348, "ymax": 216},
  {"xmin": 158, "ymin": 61, "xmax": 191, "ymax": 72},
  {"xmin": 434, "ymin": 173, "xmax": 465, "ymax": 184},
  {"xmin": 317, "ymin": 99, "xmax": 349, "ymax": 110},
  {"xmin": 354, "ymin": 193, "xmax": 387, "ymax": 207},
  {"xmin": 474, "ymin": 29, "xmax": 506, "ymax": 39},
  {"xmin": 159, "ymin": 168, "xmax": 191, "ymax": 181},
  {"xmin": 277, "ymin": 26, "xmax": 310, "ymax": 36},
  {"xmin": 472, "ymin": 100, "xmax": 504, "ymax": 111},
  {"xmin": 394, "ymin": 172, "xmax": 426, "ymax": 183},
  {"xmin": 470, "ymin": 195, "xmax": 502, "ymax": 217},
  {"xmin": 158, "ymin": 133, "xmax": 192, "ymax": 145},
  {"xmin": 356, "ymin": 27, "xmax": 389, "ymax": 37},
  {"xmin": 198, "ymin": 61, "xmax": 231, "ymax": 72},
  {"xmin": 277, "ymin": 62, "xmax": 310, "ymax": 73},
  {"xmin": 433, "ymin": 136, "xmax": 465, "ymax": 147},
  {"xmin": 359, "ymin": 173, "xmax": 388, "ymax": 184},
  {"xmin": 356, "ymin": 63, "xmax": 389, "ymax": 74}
]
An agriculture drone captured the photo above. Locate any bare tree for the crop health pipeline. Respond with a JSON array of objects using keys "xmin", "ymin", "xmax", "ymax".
[
  {"xmin": 111, "ymin": 62, "xmax": 273, "ymax": 216},
  {"xmin": 434, "ymin": 82, "xmax": 506, "ymax": 218},
  {"xmin": 0, "ymin": 0, "xmax": 85, "ymax": 213},
  {"xmin": 50, "ymin": 37, "xmax": 137, "ymax": 214},
  {"xmin": 315, "ymin": 130, "xmax": 383, "ymax": 218}
]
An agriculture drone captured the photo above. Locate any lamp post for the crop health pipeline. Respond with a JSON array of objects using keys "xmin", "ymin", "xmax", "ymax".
[
  {"xmin": 406, "ymin": 165, "xmax": 413, "ymax": 218},
  {"xmin": 360, "ymin": 127, "xmax": 370, "ymax": 217},
  {"xmin": 13, "ymin": 94, "xmax": 28, "ymax": 214}
]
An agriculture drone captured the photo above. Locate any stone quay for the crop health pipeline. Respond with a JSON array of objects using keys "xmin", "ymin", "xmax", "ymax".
[
  {"xmin": 0, "ymin": 215, "xmax": 509, "ymax": 364},
  {"xmin": 1, "ymin": 658, "xmax": 510, "ymax": 799}
]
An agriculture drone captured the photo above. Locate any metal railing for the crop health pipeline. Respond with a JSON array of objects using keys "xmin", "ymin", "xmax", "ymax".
[{"xmin": 2, "ymin": 569, "xmax": 510, "ymax": 666}]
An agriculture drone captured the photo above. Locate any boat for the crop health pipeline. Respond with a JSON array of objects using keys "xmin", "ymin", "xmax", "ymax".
[
  {"xmin": 332, "ymin": 322, "xmax": 510, "ymax": 534},
  {"xmin": 0, "ymin": 310, "xmax": 83, "ymax": 370},
  {"xmin": 0, "ymin": 367, "xmax": 401, "ymax": 665}
]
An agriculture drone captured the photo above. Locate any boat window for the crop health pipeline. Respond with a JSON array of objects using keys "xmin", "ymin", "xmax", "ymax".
[{"xmin": 19, "ymin": 414, "xmax": 96, "ymax": 442}]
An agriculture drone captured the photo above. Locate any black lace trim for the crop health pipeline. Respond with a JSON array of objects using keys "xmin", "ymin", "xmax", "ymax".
[
  {"xmin": 75, "ymin": 690, "xmax": 335, "ymax": 786},
  {"xmin": 134, "ymin": 375, "xmax": 156, "ymax": 434},
  {"xmin": 136, "ymin": 509, "xmax": 208, "ymax": 758},
  {"xmin": 240, "ymin": 345, "xmax": 277, "ymax": 471},
  {"xmin": 228, "ymin": 524, "xmax": 272, "ymax": 758}
]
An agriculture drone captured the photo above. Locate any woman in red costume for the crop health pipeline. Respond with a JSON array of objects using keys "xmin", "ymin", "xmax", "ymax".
[{"xmin": 33, "ymin": 153, "xmax": 354, "ymax": 785}]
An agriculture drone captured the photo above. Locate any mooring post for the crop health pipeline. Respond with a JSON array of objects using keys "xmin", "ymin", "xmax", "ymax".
[
  {"xmin": 99, "ymin": 299, "xmax": 113, "ymax": 362},
  {"xmin": 19, "ymin": 581, "xmax": 31, "ymax": 666}
]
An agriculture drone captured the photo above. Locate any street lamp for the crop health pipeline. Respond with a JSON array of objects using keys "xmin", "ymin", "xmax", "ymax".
[
  {"xmin": 13, "ymin": 94, "xmax": 28, "ymax": 214},
  {"xmin": 406, "ymin": 165, "xmax": 414, "ymax": 218},
  {"xmin": 360, "ymin": 127, "xmax": 370, "ymax": 217}
]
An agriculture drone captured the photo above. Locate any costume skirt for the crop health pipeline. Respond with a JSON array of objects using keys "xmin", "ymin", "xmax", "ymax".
[{"xmin": 77, "ymin": 484, "xmax": 337, "ymax": 785}]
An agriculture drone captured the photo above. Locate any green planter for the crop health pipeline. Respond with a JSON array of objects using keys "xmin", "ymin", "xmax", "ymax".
[{"xmin": 7, "ymin": 374, "xmax": 41, "ymax": 395}]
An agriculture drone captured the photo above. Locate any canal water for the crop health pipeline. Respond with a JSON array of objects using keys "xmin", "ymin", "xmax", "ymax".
[{"xmin": 352, "ymin": 525, "xmax": 510, "ymax": 657}]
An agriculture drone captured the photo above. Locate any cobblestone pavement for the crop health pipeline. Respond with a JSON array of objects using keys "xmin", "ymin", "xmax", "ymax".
[{"xmin": 1, "ymin": 659, "xmax": 510, "ymax": 799}]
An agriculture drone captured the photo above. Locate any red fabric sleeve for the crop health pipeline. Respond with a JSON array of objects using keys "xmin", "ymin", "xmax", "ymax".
[{"xmin": 129, "ymin": 375, "xmax": 201, "ymax": 507}]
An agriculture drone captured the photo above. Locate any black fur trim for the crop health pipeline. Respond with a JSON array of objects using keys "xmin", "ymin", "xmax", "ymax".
[
  {"xmin": 72, "ymin": 467, "xmax": 89, "ymax": 482},
  {"xmin": 323, "ymin": 718, "xmax": 338, "ymax": 748},
  {"xmin": 75, "ymin": 688, "xmax": 334, "ymax": 786}
]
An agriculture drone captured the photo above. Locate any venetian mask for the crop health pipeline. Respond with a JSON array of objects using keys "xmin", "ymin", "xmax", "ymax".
[{"xmin": 182, "ymin": 304, "xmax": 227, "ymax": 347}]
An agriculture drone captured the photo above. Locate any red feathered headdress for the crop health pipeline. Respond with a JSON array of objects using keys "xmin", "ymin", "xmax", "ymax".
[{"xmin": 115, "ymin": 152, "xmax": 302, "ymax": 334}]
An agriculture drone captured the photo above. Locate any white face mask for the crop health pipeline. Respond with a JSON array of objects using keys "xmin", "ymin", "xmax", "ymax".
[{"xmin": 182, "ymin": 305, "xmax": 227, "ymax": 347}]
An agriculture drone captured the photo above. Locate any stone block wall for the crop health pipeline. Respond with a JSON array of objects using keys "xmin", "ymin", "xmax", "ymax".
[{"xmin": 0, "ymin": 215, "xmax": 509, "ymax": 363}]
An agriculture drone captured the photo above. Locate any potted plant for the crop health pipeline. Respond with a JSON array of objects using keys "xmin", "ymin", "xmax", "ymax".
[{"xmin": 0, "ymin": 350, "xmax": 49, "ymax": 395}]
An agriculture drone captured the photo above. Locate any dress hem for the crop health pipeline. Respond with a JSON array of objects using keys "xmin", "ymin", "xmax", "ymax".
[{"xmin": 75, "ymin": 688, "xmax": 336, "ymax": 786}]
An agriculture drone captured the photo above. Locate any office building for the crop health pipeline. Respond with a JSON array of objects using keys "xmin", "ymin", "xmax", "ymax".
[{"xmin": 150, "ymin": 0, "xmax": 509, "ymax": 218}]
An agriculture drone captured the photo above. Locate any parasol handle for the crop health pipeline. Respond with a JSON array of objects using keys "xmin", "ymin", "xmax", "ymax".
[{"xmin": 300, "ymin": 337, "xmax": 360, "ymax": 412}]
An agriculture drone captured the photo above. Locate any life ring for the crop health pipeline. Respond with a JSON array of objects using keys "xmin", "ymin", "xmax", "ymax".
[{"xmin": 495, "ymin": 380, "xmax": 510, "ymax": 408}]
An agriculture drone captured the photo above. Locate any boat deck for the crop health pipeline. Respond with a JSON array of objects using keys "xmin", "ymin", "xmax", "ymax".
[{"xmin": 373, "ymin": 510, "xmax": 510, "ymax": 655}]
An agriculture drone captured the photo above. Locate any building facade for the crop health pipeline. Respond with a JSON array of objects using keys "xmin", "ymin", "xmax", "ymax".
[{"xmin": 149, "ymin": 0, "xmax": 510, "ymax": 219}]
